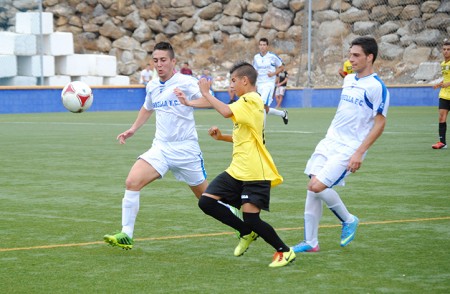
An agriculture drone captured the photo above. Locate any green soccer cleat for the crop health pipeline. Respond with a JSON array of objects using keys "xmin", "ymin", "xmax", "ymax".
[
  {"xmin": 269, "ymin": 248, "xmax": 296, "ymax": 268},
  {"xmin": 234, "ymin": 231, "xmax": 258, "ymax": 256},
  {"xmin": 103, "ymin": 232, "xmax": 134, "ymax": 250}
]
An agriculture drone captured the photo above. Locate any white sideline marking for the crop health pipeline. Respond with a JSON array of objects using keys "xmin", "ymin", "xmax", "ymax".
[
  {"xmin": 0, "ymin": 121, "xmax": 422, "ymax": 135},
  {"xmin": 0, "ymin": 121, "xmax": 315, "ymax": 134}
]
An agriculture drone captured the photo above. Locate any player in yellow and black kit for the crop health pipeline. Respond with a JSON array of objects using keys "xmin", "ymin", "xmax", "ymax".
[
  {"xmin": 432, "ymin": 40, "xmax": 450, "ymax": 149},
  {"xmin": 176, "ymin": 61, "xmax": 295, "ymax": 268},
  {"xmin": 338, "ymin": 60, "xmax": 354, "ymax": 78}
]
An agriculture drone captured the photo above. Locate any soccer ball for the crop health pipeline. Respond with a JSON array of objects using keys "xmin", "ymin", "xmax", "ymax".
[{"xmin": 61, "ymin": 81, "xmax": 94, "ymax": 113}]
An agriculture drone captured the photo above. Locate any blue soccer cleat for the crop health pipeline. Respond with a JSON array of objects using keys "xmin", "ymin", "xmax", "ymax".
[
  {"xmin": 340, "ymin": 215, "xmax": 359, "ymax": 247},
  {"xmin": 292, "ymin": 241, "xmax": 319, "ymax": 253}
]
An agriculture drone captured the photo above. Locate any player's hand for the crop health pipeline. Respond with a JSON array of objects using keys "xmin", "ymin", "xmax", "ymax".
[
  {"xmin": 347, "ymin": 153, "xmax": 363, "ymax": 173},
  {"xmin": 208, "ymin": 126, "xmax": 222, "ymax": 140},
  {"xmin": 433, "ymin": 81, "xmax": 443, "ymax": 89},
  {"xmin": 268, "ymin": 71, "xmax": 275, "ymax": 77},
  {"xmin": 174, "ymin": 88, "xmax": 190, "ymax": 106},
  {"xmin": 198, "ymin": 78, "xmax": 212, "ymax": 97},
  {"xmin": 117, "ymin": 129, "xmax": 135, "ymax": 144}
]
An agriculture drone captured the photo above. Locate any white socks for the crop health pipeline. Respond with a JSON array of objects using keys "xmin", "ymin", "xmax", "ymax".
[
  {"xmin": 267, "ymin": 107, "xmax": 285, "ymax": 117},
  {"xmin": 121, "ymin": 190, "xmax": 140, "ymax": 238},
  {"xmin": 303, "ymin": 188, "xmax": 353, "ymax": 245},
  {"xmin": 304, "ymin": 190, "xmax": 323, "ymax": 247},
  {"xmin": 315, "ymin": 188, "xmax": 352, "ymax": 223}
]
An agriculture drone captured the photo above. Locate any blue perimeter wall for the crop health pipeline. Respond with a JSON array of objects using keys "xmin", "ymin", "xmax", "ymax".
[{"xmin": 0, "ymin": 85, "xmax": 438, "ymax": 114}]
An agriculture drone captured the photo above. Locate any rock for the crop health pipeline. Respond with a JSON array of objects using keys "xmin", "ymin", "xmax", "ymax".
[
  {"xmin": 379, "ymin": 42, "xmax": 404, "ymax": 60},
  {"xmin": 403, "ymin": 44, "xmax": 431, "ymax": 65},
  {"xmin": 99, "ymin": 20, "xmax": 126, "ymax": 39},
  {"xmin": 261, "ymin": 6, "xmax": 294, "ymax": 31},
  {"xmin": 340, "ymin": 7, "xmax": 369, "ymax": 23},
  {"xmin": 414, "ymin": 62, "xmax": 441, "ymax": 80},
  {"xmin": 164, "ymin": 21, "xmax": 182, "ymax": 36},
  {"xmin": 198, "ymin": 2, "xmax": 223, "ymax": 20},
  {"xmin": 353, "ymin": 21, "xmax": 378, "ymax": 35},
  {"xmin": 112, "ymin": 36, "xmax": 141, "ymax": 51},
  {"xmin": 241, "ymin": 20, "xmax": 259, "ymax": 37},
  {"xmin": 132, "ymin": 21, "xmax": 152, "ymax": 43}
]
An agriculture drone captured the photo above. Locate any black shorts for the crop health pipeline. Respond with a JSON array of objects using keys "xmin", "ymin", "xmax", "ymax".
[
  {"xmin": 204, "ymin": 171, "xmax": 271, "ymax": 211},
  {"xmin": 439, "ymin": 98, "xmax": 450, "ymax": 110}
]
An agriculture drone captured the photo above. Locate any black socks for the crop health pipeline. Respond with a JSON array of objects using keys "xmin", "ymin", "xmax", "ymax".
[{"xmin": 439, "ymin": 122, "xmax": 447, "ymax": 144}]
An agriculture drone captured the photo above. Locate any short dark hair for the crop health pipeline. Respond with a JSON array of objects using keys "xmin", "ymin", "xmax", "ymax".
[
  {"xmin": 153, "ymin": 42, "xmax": 175, "ymax": 59},
  {"xmin": 259, "ymin": 38, "xmax": 269, "ymax": 45},
  {"xmin": 230, "ymin": 61, "xmax": 257, "ymax": 85},
  {"xmin": 351, "ymin": 36, "xmax": 378, "ymax": 63},
  {"xmin": 444, "ymin": 39, "xmax": 450, "ymax": 46}
]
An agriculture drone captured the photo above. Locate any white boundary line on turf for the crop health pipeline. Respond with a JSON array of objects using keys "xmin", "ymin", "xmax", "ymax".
[
  {"xmin": 0, "ymin": 121, "xmax": 316, "ymax": 134},
  {"xmin": 0, "ymin": 121, "xmax": 427, "ymax": 135}
]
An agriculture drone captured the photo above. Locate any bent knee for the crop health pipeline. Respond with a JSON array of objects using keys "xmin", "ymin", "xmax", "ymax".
[
  {"xmin": 308, "ymin": 179, "xmax": 327, "ymax": 194},
  {"xmin": 125, "ymin": 177, "xmax": 144, "ymax": 191},
  {"xmin": 198, "ymin": 195, "xmax": 214, "ymax": 213}
]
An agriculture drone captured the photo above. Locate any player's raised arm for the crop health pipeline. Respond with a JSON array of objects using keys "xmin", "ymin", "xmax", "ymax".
[
  {"xmin": 199, "ymin": 78, "xmax": 233, "ymax": 118},
  {"xmin": 174, "ymin": 87, "xmax": 212, "ymax": 108}
]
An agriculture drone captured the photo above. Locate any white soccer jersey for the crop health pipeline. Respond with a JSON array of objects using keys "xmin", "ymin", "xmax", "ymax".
[
  {"xmin": 143, "ymin": 73, "xmax": 202, "ymax": 142},
  {"xmin": 325, "ymin": 73, "xmax": 390, "ymax": 149},
  {"xmin": 253, "ymin": 51, "xmax": 283, "ymax": 84}
]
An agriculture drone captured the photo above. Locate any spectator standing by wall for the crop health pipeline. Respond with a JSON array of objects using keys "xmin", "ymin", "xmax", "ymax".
[
  {"xmin": 275, "ymin": 69, "xmax": 288, "ymax": 108},
  {"xmin": 180, "ymin": 62, "xmax": 193, "ymax": 76}
]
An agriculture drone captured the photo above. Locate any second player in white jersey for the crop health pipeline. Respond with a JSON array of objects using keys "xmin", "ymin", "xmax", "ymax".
[
  {"xmin": 326, "ymin": 73, "xmax": 389, "ymax": 150},
  {"xmin": 293, "ymin": 36, "xmax": 390, "ymax": 254}
]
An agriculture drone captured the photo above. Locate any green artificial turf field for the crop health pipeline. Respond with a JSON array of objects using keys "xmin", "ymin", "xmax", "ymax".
[{"xmin": 1, "ymin": 107, "xmax": 449, "ymax": 293}]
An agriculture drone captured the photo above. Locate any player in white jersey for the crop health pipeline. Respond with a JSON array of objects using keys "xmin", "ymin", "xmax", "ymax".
[
  {"xmin": 252, "ymin": 38, "xmax": 289, "ymax": 125},
  {"xmin": 103, "ymin": 42, "xmax": 212, "ymax": 250},
  {"xmin": 292, "ymin": 36, "xmax": 390, "ymax": 253}
]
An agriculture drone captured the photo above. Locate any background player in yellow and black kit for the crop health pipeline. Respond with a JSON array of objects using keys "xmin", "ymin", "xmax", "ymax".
[
  {"xmin": 432, "ymin": 40, "xmax": 450, "ymax": 149},
  {"xmin": 176, "ymin": 61, "xmax": 295, "ymax": 268},
  {"xmin": 338, "ymin": 59, "xmax": 354, "ymax": 78}
]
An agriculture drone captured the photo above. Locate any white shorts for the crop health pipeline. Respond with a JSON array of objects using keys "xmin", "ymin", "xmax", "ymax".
[
  {"xmin": 256, "ymin": 81, "xmax": 275, "ymax": 106},
  {"xmin": 304, "ymin": 137, "xmax": 366, "ymax": 187},
  {"xmin": 139, "ymin": 139, "xmax": 207, "ymax": 186},
  {"xmin": 275, "ymin": 86, "xmax": 286, "ymax": 96}
]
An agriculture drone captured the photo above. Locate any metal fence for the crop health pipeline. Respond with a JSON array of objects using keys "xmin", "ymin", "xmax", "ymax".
[{"xmin": 295, "ymin": 0, "xmax": 450, "ymax": 87}]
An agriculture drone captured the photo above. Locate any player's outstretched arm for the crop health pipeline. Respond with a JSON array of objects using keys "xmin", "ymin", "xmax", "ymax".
[
  {"xmin": 433, "ymin": 80, "xmax": 450, "ymax": 89},
  {"xmin": 208, "ymin": 126, "xmax": 233, "ymax": 142},
  {"xmin": 117, "ymin": 107, "xmax": 153, "ymax": 144},
  {"xmin": 433, "ymin": 81, "xmax": 444, "ymax": 89},
  {"xmin": 199, "ymin": 79, "xmax": 233, "ymax": 118},
  {"xmin": 174, "ymin": 88, "xmax": 212, "ymax": 108}
]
